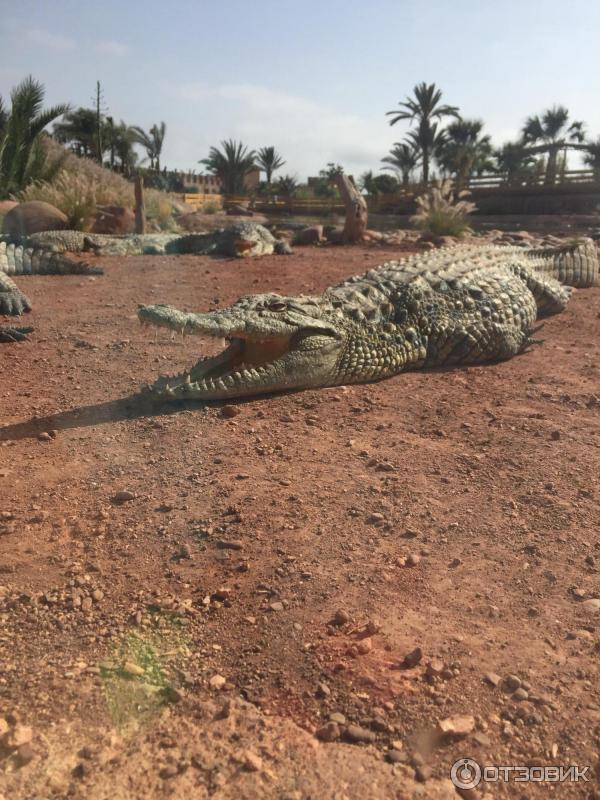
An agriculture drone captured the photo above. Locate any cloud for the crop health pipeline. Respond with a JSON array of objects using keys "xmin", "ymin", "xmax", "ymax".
[
  {"xmin": 25, "ymin": 28, "xmax": 75, "ymax": 51},
  {"xmin": 95, "ymin": 40, "xmax": 129, "ymax": 57},
  {"xmin": 159, "ymin": 81, "xmax": 397, "ymax": 178}
]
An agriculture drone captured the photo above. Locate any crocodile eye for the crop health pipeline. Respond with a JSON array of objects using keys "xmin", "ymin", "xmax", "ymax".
[{"xmin": 267, "ymin": 301, "xmax": 287, "ymax": 312}]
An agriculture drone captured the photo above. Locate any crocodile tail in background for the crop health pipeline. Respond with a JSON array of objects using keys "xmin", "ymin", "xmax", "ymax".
[
  {"xmin": 0, "ymin": 241, "xmax": 103, "ymax": 277},
  {"xmin": 527, "ymin": 237, "xmax": 599, "ymax": 288}
]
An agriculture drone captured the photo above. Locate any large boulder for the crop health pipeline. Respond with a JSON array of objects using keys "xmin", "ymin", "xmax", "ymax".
[
  {"xmin": 2, "ymin": 201, "xmax": 68, "ymax": 237},
  {"xmin": 0, "ymin": 200, "xmax": 18, "ymax": 219},
  {"xmin": 91, "ymin": 205, "xmax": 135, "ymax": 235}
]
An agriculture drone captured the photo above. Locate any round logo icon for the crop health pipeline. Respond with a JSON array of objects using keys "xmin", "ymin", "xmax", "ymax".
[{"xmin": 451, "ymin": 758, "xmax": 482, "ymax": 790}]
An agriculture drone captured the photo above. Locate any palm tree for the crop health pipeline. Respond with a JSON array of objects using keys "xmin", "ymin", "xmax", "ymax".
[
  {"xmin": 386, "ymin": 82, "xmax": 459, "ymax": 184},
  {"xmin": 256, "ymin": 146, "xmax": 285, "ymax": 186},
  {"xmin": 131, "ymin": 121, "xmax": 167, "ymax": 171},
  {"xmin": 521, "ymin": 106, "xmax": 585, "ymax": 185},
  {"xmin": 381, "ymin": 142, "xmax": 420, "ymax": 188},
  {"xmin": 435, "ymin": 119, "xmax": 493, "ymax": 189},
  {"xmin": 108, "ymin": 120, "xmax": 138, "ymax": 176},
  {"xmin": 494, "ymin": 142, "xmax": 538, "ymax": 187},
  {"xmin": 201, "ymin": 139, "xmax": 256, "ymax": 196},
  {"xmin": 0, "ymin": 76, "xmax": 70, "ymax": 198}
]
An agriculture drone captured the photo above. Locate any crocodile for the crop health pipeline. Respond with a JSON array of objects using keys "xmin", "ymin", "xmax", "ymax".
[
  {"xmin": 25, "ymin": 221, "xmax": 292, "ymax": 257},
  {"xmin": 0, "ymin": 222, "xmax": 291, "ymax": 343},
  {"xmin": 0, "ymin": 239, "xmax": 102, "ymax": 342},
  {"xmin": 137, "ymin": 238, "xmax": 598, "ymax": 401}
]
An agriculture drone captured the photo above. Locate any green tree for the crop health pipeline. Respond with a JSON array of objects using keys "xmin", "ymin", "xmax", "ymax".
[
  {"xmin": 381, "ymin": 142, "xmax": 420, "ymax": 187},
  {"xmin": 275, "ymin": 174, "xmax": 298, "ymax": 199},
  {"xmin": 0, "ymin": 75, "xmax": 70, "ymax": 198},
  {"xmin": 256, "ymin": 146, "xmax": 285, "ymax": 186},
  {"xmin": 201, "ymin": 139, "xmax": 256, "ymax": 195},
  {"xmin": 359, "ymin": 170, "xmax": 378, "ymax": 194},
  {"xmin": 435, "ymin": 118, "xmax": 493, "ymax": 189},
  {"xmin": 386, "ymin": 82, "xmax": 459, "ymax": 184},
  {"xmin": 521, "ymin": 106, "xmax": 585, "ymax": 185},
  {"xmin": 131, "ymin": 121, "xmax": 167, "ymax": 170},
  {"xmin": 53, "ymin": 107, "xmax": 100, "ymax": 158},
  {"xmin": 360, "ymin": 171, "xmax": 400, "ymax": 195},
  {"xmin": 494, "ymin": 142, "xmax": 538, "ymax": 186}
]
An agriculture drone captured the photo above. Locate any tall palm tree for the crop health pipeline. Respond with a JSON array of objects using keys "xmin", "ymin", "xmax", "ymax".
[
  {"xmin": 435, "ymin": 118, "xmax": 493, "ymax": 189},
  {"xmin": 386, "ymin": 82, "xmax": 459, "ymax": 184},
  {"xmin": 256, "ymin": 146, "xmax": 285, "ymax": 186},
  {"xmin": 131, "ymin": 121, "xmax": 167, "ymax": 171},
  {"xmin": 521, "ymin": 106, "xmax": 585, "ymax": 185},
  {"xmin": 381, "ymin": 142, "xmax": 421, "ymax": 187},
  {"xmin": 108, "ymin": 120, "xmax": 138, "ymax": 176},
  {"xmin": 0, "ymin": 75, "xmax": 70, "ymax": 198},
  {"xmin": 201, "ymin": 139, "xmax": 256, "ymax": 196}
]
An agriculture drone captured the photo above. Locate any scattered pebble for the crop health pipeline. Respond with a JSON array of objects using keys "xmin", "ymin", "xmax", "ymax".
[
  {"xmin": 400, "ymin": 647, "xmax": 423, "ymax": 669},
  {"xmin": 437, "ymin": 715, "xmax": 475, "ymax": 737},
  {"xmin": 331, "ymin": 609, "xmax": 351, "ymax": 626},
  {"xmin": 37, "ymin": 432, "xmax": 52, "ymax": 442},
  {"xmin": 316, "ymin": 722, "xmax": 339, "ymax": 742},
  {"xmin": 112, "ymin": 490, "xmax": 135, "ymax": 503},
  {"xmin": 220, "ymin": 405, "xmax": 240, "ymax": 418},
  {"xmin": 243, "ymin": 751, "xmax": 263, "ymax": 772},
  {"xmin": 123, "ymin": 661, "xmax": 145, "ymax": 676},
  {"xmin": 484, "ymin": 672, "xmax": 502, "ymax": 687},
  {"xmin": 209, "ymin": 674, "xmax": 226, "ymax": 690},
  {"xmin": 582, "ymin": 598, "xmax": 600, "ymax": 613},
  {"xmin": 504, "ymin": 674, "xmax": 521, "ymax": 691},
  {"xmin": 344, "ymin": 724, "xmax": 376, "ymax": 744}
]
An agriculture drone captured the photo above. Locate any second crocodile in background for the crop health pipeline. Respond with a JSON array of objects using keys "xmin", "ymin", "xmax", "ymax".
[{"xmin": 138, "ymin": 239, "xmax": 599, "ymax": 400}]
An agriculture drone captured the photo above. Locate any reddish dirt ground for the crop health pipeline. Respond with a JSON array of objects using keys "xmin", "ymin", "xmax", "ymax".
[{"xmin": 0, "ymin": 242, "xmax": 599, "ymax": 799}]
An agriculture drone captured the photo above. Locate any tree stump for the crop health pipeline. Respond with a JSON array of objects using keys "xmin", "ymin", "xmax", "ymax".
[
  {"xmin": 336, "ymin": 174, "xmax": 368, "ymax": 243},
  {"xmin": 134, "ymin": 175, "xmax": 146, "ymax": 234}
]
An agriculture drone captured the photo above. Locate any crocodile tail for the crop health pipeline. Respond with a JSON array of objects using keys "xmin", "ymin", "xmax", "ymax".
[
  {"xmin": 528, "ymin": 238, "xmax": 599, "ymax": 288},
  {"xmin": 0, "ymin": 241, "xmax": 103, "ymax": 276}
]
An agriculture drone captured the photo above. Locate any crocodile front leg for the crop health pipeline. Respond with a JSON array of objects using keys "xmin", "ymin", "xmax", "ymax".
[
  {"xmin": 0, "ymin": 325, "xmax": 33, "ymax": 343},
  {"xmin": 0, "ymin": 272, "xmax": 32, "ymax": 315}
]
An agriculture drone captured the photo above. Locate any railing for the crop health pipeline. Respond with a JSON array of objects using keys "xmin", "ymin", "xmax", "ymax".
[{"xmin": 467, "ymin": 169, "xmax": 600, "ymax": 189}]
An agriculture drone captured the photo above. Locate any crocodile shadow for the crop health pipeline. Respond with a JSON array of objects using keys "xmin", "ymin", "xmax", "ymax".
[{"xmin": 0, "ymin": 394, "xmax": 193, "ymax": 442}]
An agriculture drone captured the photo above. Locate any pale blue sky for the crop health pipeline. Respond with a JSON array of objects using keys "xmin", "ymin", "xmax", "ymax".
[{"xmin": 1, "ymin": 0, "xmax": 598, "ymax": 178}]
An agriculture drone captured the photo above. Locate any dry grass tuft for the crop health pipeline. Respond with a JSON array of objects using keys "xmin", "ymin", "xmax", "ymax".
[{"xmin": 411, "ymin": 179, "xmax": 477, "ymax": 237}]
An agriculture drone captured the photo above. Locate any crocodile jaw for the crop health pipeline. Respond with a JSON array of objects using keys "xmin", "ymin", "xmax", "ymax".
[{"xmin": 138, "ymin": 303, "xmax": 342, "ymax": 400}]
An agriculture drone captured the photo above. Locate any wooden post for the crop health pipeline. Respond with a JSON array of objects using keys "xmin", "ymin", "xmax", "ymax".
[
  {"xmin": 134, "ymin": 175, "xmax": 146, "ymax": 234},
  {"xmin": 336, "ymin": 173, "xmax": 368, "ymax": 243}
]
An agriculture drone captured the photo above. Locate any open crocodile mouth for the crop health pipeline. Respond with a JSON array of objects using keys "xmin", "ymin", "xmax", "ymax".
[{"xmin": 142, "ymin": 329, "xmax": 330, "ymax": 399}]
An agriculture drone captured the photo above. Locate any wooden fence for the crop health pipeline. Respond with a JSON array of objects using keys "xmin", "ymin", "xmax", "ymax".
[
  {"xmin": 178, "ymin": 193, "xmax": 223, "ymax": 209},
  {"xmin": 467, "ymin": 169, "xmax": 599, "ymax": 189}
]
